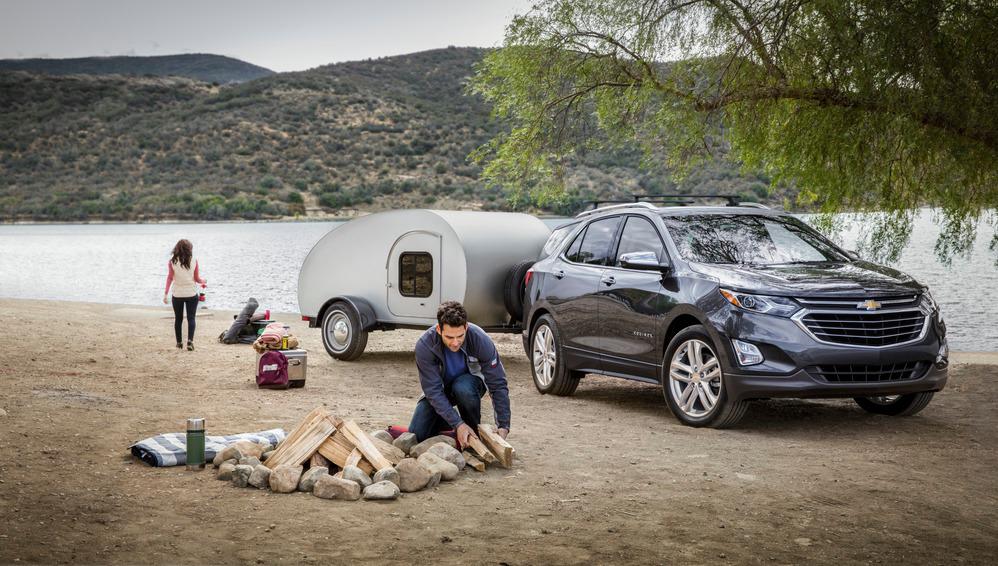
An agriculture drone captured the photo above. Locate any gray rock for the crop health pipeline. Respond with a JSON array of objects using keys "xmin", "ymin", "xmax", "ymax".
[
  {"xmin": 298, "ymin": 467, "xmax": 328, "ymax": 492},
  {"xmin": 417, "ymin": 452, "xmax": 459, "ymax": 481},
  {"xmin": 426, "ymin": 470, "xmax": 442, "ymax": 488},
  {"xmin": 269, "ymin": 464, "xmax": 303, "ymax": 493},
  {"xmin": 342, "ymin": 465, "xmax": 372, "ymax": 488},
  {"xmin": 231, "ymin": 440, "xmax": 266, "ymax": 459},
  {"xmin": 248, "ymin": 464, "xmax": 271, "ymax": 489},
  {"xmin": 261, "ymin": 450, "xmax": 274, "ymax": 462},
  {"xmin": 332, "ymin": 471, "xmax": 343, "ymax": 479},
  {"xmin": 212, "ymin": 450, "xmax": 228, "ymax": 467},
  {"xmin": 409, "ymin": 435, "xmax": 457, "ymax": 458},
  {"xmin": 363, "ymin": 480, "xmax": 400, "ymax": 501},
  {"xmin": 218, "ymin": 445, "xmax": 245, "ymax": 464},
  {"xmin": 392, "ymin": 432, "xmax": 418, "ymax": 455},
  {"xmin": 239, "ymin": 456, "xmax": 262, "ymax": 468},
  {"xmin": 373, "ymin": 467, "xmax": 400, "ymax": 487},
  {"xmin": 231, "ymin": 464, "xmax": 254, "ymax": 488},
  {"xmin": 395, "ymin": 458, "xmax": 433, "ymax": 492},
  {"xmin": 313, "ymin": 475, "xmax": 361, "ymax": 500},
  {"xmin": 370, "ymin": 430, "xmax": 394, "ymax": 444},
  {"xmin": 427, "ymin": 443, "xmax": 466, "ymax": 469},
  {"xmin": 217, "ymin": 461, "xmax": 236, "ymax": 481}
]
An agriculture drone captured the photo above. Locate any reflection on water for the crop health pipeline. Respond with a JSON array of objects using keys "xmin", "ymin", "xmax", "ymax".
[{"xmin": 0, "ymin": 210, "xmax": 994, "ymax": 351}]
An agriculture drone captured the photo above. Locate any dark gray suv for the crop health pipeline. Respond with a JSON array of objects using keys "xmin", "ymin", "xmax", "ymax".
[{"xmin": 521, "ymin": 202, "xmax": 949, "ymax": 428}]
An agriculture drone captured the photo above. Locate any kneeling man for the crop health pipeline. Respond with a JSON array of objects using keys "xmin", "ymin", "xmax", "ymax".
[{"xmin": 409, "ymin": 301, "xmax": 510, "ymax": 445}]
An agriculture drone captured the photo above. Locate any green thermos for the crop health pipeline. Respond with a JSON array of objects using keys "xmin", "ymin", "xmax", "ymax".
[{"xmin": 186, "ymin": 418, "xmax": 206, "ymax": 470}]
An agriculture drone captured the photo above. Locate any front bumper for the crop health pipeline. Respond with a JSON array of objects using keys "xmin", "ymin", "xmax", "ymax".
[{"xmin": 714, "ymin": 308, "xmax": 948, "ymax": 403}]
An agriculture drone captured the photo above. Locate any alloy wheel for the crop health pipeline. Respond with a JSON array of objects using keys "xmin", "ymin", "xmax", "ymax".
[
  {"xmin": 533, "ymin": 324, "xmax": 556, "ymax": 388},
  {"xmin": 669, "ymin": 339, "xmax": 722, "ymax": 418}
]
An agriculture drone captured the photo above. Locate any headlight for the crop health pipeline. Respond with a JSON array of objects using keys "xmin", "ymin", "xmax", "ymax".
[
  {"xmin": 921, "ymin": 288, "xmax": 943, "ymax": 322},
  {"xmin": 719, "ymin": 289, "xmax": 800, "ymax": 317}
]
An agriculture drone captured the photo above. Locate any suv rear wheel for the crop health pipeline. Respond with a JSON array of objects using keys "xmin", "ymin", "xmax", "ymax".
[
  {"xmin": 663, "ymin": 325, "xmax": 747, "ymax": 428},
  {"xmin": 854, "ymin": 392, "xmax": 934, "ymax": 416},
  {"xmin": 530, "ymin": 315, "xmax": 582, "ymax": 396}
]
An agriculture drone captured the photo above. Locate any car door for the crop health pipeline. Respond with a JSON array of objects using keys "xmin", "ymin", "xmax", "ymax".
[
  {"xmin": 546, "ymin": 215, "xmax": 623, "ymax": 372},
  {"xmin": 598, "ymin": 215, "xmax": 674, "ymax": 380}
]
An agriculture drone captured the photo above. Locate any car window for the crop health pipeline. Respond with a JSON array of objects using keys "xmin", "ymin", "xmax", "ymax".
[
  {"xmin": 542, "ymin": 221, "xmax": 579, "ymax": 258},
  {"xmin": 567, "ymin": 216, "xmax": 622, "ymax": 266},
  {"xmin": 661, "ymin": 214, "xmax": 849, "ymax": 265},
  {"xmin": 615, "ymin": 216, "xmax": 665, "ymax": 265}
]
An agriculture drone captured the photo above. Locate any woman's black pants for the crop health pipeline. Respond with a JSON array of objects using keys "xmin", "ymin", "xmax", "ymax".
[{"xmin": 171, "ymin": 295, "xmax": 199, "ymax": 343}]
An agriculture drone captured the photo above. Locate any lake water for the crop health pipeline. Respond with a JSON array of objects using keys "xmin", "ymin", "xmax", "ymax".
[{"xmin": 0, "ymin": 210, "xmax": 994, "ymax": 351}]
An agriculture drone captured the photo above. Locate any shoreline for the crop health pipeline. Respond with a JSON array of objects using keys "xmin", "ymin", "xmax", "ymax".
[{"xmin": 6, "ymin": 297, "xmax": 996, "ymax": 363}]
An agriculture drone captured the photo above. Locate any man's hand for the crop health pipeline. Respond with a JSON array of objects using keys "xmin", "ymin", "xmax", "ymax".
[
  {"xmin": 456, "ymin": 423, "xmax": 478, "ymax": 447},
  {"xmin": 498, "ymin": 428, "xmax": 509, "ymax": 440}
]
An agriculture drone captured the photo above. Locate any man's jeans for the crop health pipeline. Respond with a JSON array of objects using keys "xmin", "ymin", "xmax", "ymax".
[{"xmin": 408, "ymin": 373, "xmax": 487, "ymax": 442}]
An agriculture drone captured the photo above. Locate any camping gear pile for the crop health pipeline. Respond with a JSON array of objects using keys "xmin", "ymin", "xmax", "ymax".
[
  {"xmin": 212, "ymin": 406, "xmax": 515, "ymax": 501},
  {"xmin": 218, "ymin": 298, "xmax": 271, "ymax": 345}
]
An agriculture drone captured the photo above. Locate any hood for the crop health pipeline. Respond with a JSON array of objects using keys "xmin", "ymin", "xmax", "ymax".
[{"xmin": 687, "ymin": 260, "xmax": 923, "ymax": 297}]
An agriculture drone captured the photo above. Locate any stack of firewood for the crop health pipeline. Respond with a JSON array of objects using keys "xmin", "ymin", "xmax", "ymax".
[{"xmin": 264, "ymin": 406, "xmax": 515, "ymax": 473}]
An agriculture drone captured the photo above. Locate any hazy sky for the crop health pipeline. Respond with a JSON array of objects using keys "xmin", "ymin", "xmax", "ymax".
[{"xmin": 0, "ymin": 0, "xmax": 535, "ymax": 72}]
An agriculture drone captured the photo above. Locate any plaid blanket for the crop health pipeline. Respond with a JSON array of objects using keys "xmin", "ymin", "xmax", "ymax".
[{"xmin": 130, "ymin": 428, "xmax": 286, "ymax": 467}]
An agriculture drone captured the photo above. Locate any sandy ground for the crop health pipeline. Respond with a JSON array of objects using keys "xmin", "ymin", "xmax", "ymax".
[{"xmin": 1, "ymin": 298, "xmax": 996, "ymax": 565}]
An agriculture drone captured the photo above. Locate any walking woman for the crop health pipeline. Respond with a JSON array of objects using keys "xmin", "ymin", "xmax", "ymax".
[{"xmin": 163, "ymin": 239, "xmax": 207, "ymax": 350}]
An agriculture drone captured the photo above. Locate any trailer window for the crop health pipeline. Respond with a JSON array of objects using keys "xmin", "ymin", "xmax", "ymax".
[{"xmin": 399, "ymin": 252, "xmax": 433, "ymax": 297}]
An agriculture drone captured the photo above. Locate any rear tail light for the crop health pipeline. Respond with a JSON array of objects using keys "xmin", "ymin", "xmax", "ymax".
[
  {"xmin": 301, "ymin": 316, "xmax": 311, "ymax": 322},
  {"xmin": 524, "ymin": 269, "xmax": 534, "ymax": 288}
]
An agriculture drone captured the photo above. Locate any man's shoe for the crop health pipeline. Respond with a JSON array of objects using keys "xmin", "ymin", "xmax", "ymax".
[{"xmin": 187, "ymin": 341, "xmax": 194, "ymax": 351}]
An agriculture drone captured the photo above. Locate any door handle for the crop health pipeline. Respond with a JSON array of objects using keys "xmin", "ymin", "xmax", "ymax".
[
  {"xmin": 554, "ymin": 269, "xmax": 565, "ymax": 279},
  {"xmin": 601, "ymin": 275, "xmax": 616, "ymax": 286}
]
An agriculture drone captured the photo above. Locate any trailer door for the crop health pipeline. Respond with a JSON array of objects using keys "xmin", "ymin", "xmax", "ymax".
[{"xmin": 387, "ymin": 231, "xmax": 442, "ymax": 319}]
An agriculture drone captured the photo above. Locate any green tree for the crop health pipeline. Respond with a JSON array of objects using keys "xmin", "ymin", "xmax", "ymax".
[{"xmin": 470, "ymin": 0, "xmax": 998, "ymax": 262}]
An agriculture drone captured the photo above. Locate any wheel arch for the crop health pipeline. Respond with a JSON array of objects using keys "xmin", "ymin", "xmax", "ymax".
[{"xmin": 318, "ymin": 296, "xmax": 379, "ymax": 331}]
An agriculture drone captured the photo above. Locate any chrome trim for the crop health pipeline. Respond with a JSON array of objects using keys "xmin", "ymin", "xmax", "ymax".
[
  {"xmin": 795, "ymin": 295, "xmax": 918, "ymax": 308},
  {"xmin": 791, "ymin": 306, "xmax": 930, "ymax": 349},
  {"xmin": 575, "ymin": 202, "xmax": 658, "ymax": 218}
]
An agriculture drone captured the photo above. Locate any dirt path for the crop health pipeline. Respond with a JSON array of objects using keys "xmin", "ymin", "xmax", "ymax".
[{"xmin": 1, "ymin": 299, "xmax": 996, "ymax": 565}]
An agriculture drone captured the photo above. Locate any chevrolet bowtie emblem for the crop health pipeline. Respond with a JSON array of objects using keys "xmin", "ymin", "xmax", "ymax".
[{"xmin": 858, "ymin": 299, "xmax": 882, "ymax": 311}]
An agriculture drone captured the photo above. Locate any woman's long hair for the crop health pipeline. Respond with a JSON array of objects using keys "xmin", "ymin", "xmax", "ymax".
[{"xmin": 171, "ymin": 239, "xmax": 193, "ymax": 270}]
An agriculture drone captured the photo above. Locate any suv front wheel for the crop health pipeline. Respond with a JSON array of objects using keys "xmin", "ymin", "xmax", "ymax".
[
  {"xmin": 663, "ymin": 325, "xmax": 747, "ymax": 428},
  {"xmin": 530, "ymin": 315, "xmax": 583, "ymax": 396}
]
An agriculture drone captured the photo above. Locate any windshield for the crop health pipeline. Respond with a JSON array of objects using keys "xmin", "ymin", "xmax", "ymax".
[{"xmin": 661, "ymin": 214, "xmax": 850, "ymax": 265}]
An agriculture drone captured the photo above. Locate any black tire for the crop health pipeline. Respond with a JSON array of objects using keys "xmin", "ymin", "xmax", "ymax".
[
  {"xmin": 503, "ymin": 260, "xmax": 534, "ymax": 323},
  {"xmin": 662, "ymin": 325, "xmax": 747, "ymax": 428},
  {"xmin": 854, "ymin": 392, "xmax": 934, "ymax": 416},
  {"xmin": 321, "ymin": 301, "xmax": 368, "ymax": 361},
  {"xmin": 529, "ymin": 315, "xmax": 582, "ymax": 396}
]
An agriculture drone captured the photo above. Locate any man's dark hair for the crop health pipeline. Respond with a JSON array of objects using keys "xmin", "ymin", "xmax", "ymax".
[{"xmin": 437, "ymin": 301, "xmax": 468, "ymax": 328}]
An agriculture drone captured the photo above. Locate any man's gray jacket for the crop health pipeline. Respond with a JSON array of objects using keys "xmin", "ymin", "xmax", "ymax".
[{"xmin": 414, "ymin": 323, "xmax": 511, "ymax": 431}]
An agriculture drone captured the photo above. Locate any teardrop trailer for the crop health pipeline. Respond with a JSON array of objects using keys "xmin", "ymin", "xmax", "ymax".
[{"xmin": 298, "ymin": 209, "xmax": 551, "ymax": 360}]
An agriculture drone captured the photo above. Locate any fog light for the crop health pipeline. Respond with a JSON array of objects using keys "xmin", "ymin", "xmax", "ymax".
[
  {"xmin": 936, "ymin": 340, "xmax": 949, "ymax": 368},
  {"xmin": 732, "ymin": 339, "xmax": 764, "ymax": 366}
]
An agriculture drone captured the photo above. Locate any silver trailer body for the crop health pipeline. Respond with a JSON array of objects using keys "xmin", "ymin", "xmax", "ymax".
[{"xmin": 298, "ymin": 210, "xmax": 550, "ymax": 359}]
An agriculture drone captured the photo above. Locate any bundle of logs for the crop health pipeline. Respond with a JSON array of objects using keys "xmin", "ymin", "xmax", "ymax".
[{"xmin": 212, "ymin": 406, "xmax": 516, "ymax": 501}]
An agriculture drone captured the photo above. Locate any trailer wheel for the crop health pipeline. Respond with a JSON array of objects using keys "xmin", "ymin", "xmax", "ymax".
[
  {"xmin": 504, "ymin": 260, "xmax": 534, "ymax": 323},
  {"xmin": 321, "ymin": 301, "xmax": 368, "ymax": 361}
]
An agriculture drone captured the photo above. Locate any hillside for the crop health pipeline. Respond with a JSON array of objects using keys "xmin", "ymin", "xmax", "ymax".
[
  {"xmin": 0, "ymin": 54, "xmax": 274, "ymax": 84},
  {"xmin": 0, "ymin": 48, "xmax": 785, "ymax": 222}
]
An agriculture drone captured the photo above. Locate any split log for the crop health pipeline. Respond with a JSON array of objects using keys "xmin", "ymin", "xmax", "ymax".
[
  {"xmin": 463, "ymin": 451, "xmax": 486, "ymax": 472},
  {"xmin": 368, "ymin": 435, "xmax": 405, "ymax": 465},
  {"xmin": 478, "ymin": 424, "xmax": 514, "ymax": 469},
  {"xmin": 331, "ymin": 418, "xmax": 394, "ymax": 471},
  {"xmin": 265, "ymin": 413, "xmax": 336, "ymax": 469},
  {"xmin": 310, "ymin": 452, "xmax": 330, "ymax": 468},
  {"xmin": 345, "ymin": 448, "xmax": 363, "ymax": 468},
  {"xmin": 464, "ymin": 435, "xmax": 497, "ymax": 464},
  {"xmin": 316, "ymin": 432, "xmax": 374, "ymax": 475}
]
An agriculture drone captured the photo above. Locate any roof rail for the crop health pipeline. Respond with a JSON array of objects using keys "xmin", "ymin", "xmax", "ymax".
[
  {"xmin": 632, "ymin": 194, "xmax": 744, "ymax": 206},
  {"xmin": 575, "ymin": 201, "xmax": 659, "ymax": 218},
  {"xmin": 737, "ymin": 202, "xmax": 770, "ymax": 209}
]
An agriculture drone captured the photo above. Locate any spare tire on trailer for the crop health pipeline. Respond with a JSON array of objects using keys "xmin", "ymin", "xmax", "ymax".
[{"xmin": 503, "ymin": 260, "xmax": 534, "ymax": 323}]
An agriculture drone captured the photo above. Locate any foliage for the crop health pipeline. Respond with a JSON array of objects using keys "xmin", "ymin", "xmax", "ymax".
[
  {"xmin": 470, "ymin": 0, "xmax": 998, "ymax": 262},
  {"xmin": 0, "ymin": 53, "xmax": 274, "ymax": 84}
]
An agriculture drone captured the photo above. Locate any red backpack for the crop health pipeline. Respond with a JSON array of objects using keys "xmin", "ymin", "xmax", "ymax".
[{"xmin": 257, "ymin": 350, "xmax": 289, "ymax": 389}]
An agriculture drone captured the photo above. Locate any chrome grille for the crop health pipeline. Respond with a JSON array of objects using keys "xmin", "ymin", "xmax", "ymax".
[
  {"xmin": 798, "ymin": 309, "xmax": 927, "ymax": 347},
  {"xmin": 796, "ymin": 295, "xmax": 920, "ymax": 310},
  {"xmin": 808, "ymin": 362, "xmax": 928, "ymax": 383}
]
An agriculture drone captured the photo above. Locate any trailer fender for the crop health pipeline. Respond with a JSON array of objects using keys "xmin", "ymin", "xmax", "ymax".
[{"xmin": 319, "ymin": 296, "xmax": 379, "ymax": 331}]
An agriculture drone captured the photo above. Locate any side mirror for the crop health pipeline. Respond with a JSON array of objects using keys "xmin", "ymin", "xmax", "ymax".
[{"xmin": 619, "ymin": 251, "xmax": 672, "ymax": 273}]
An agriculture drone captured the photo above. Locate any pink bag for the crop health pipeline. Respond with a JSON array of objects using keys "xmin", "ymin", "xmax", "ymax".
[{"xmin": 257, "ymin": 350, "xmax": 289, "ymax": 389}]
